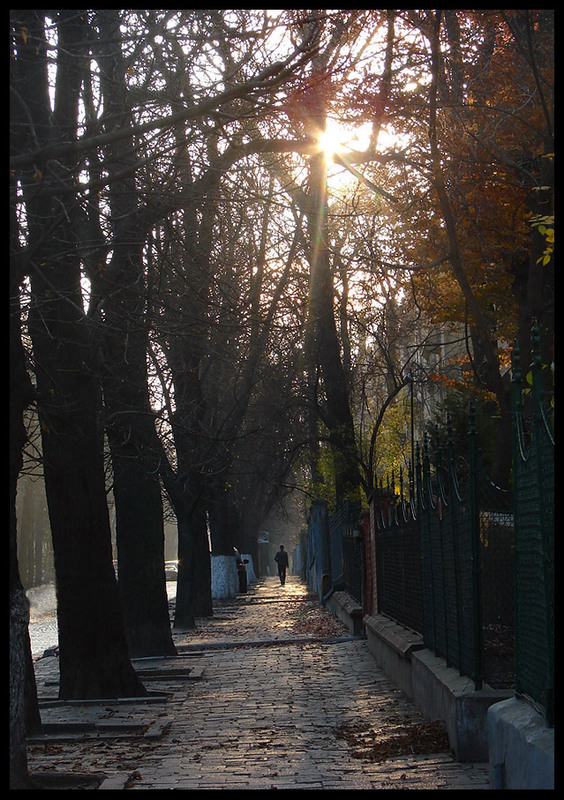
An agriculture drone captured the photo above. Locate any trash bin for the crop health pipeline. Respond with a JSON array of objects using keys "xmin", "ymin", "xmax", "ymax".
[{"xmin": 233, "ymin": 548, "xmax": 249, "ymax": 593}]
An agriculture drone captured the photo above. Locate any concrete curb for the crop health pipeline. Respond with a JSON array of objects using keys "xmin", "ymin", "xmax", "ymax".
[{"xmin": 363, "ymin": 612, "xmax": 512, "ymax": 763}]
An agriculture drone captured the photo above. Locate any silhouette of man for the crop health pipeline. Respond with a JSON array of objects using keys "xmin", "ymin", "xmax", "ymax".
[{"xmin": 274, "ymin": 544, "xmax": 289, "ymax": 586}]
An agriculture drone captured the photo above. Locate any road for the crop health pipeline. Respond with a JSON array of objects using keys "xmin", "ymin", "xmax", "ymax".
[
  {"xmin": 27, "ymin": 584, "xmax": 58, "ymax": 657},
  {"xmin": 27, "ymin": 582, "xmax": 178, "ymax": 657}
]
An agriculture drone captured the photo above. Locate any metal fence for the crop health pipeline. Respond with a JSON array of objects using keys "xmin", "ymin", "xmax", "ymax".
[
  {"xmin": 306, "ymin": 499, "xmax": 363, "ymax": 605},
  {"xmin": 306, "ymin": 332, "xmax": 552, "ymax": 725},
  {"xmin": 340, "ymin": 504, "xmax": 363, "ymax": 604},
  {"xmin": 374, "ymin": 410, "xmax": 514, "ymax": 691},
  {"xmin": 512, "ymin": 334, "xmax": 554, "ymax": 725},
  {"xmin": 328, "ymin": 501, "xmax": 346, "ymax": 591},
  {"xmin": 373, "ymin": 478, "xmax": 423, "ymax": 634}
]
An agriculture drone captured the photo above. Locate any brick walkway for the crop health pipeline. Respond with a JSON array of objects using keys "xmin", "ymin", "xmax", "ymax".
[{"xmin": 28, "ymin": 576, "xmax": 490, "ymax": 789}]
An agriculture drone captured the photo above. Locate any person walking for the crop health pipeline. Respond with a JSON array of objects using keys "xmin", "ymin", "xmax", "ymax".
[{"xmin": 274, "ymin": 545, "xmax": 289, "ymax": 586}]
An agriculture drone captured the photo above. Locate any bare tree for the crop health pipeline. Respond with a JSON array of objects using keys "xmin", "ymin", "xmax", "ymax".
[
  {"xmin": 11, "ymin": 9, "xmax": 147, "ymax": 708},
  {"xmin": 92, "ymin": 8, "xmax": 176, "ymax": 658}
]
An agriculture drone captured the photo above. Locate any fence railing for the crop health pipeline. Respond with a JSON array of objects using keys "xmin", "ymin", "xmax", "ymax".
[
  {"xmin": 306, "ymin": 498, "xmax": 363, "ymax": 605},
  {"xmin": 373, "ymin": 478, "xmax": 423, "ymax": 634},
  {"xmin": 306, "ymin": 327, "xmax": 552, "ymax": 722},
  {"xmin": 373, "ymin": 409, "xmax": 514, "ymax": 692},
  {"xmin": 341, "ymin": 505, "xmax": 363, "ymax": 605},
  {"xmin": 512, "ymin": 331, "xmax": 554, "ymax": 725}
]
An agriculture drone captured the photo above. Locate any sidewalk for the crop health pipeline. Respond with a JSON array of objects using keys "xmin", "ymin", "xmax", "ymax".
[{"xmin": 27, "ymin": 576, "xmax": 490, "ymax": 790}]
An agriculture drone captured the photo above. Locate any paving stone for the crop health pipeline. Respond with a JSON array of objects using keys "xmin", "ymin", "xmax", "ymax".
[{"xmin": 27, "ymin": 576, "xmax": 490, "ymax": 789}]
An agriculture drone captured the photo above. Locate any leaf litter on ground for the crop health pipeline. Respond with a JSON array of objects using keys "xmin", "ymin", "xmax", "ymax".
[{"xmin": 333, "ymin": 716, "xmax": 451, "ymax": 762}]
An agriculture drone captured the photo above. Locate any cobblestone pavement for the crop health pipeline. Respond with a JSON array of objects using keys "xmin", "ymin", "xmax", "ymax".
[{"xmin": 28, "ymin": 576, "xmax": 490, "ymax": 790}]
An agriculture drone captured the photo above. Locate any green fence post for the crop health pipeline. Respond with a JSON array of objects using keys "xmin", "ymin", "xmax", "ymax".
[
  {"xmin": 447, "ymin": 414, "xmax": 463, "ymax": 673},
  {"xmin": 420, "ymin": 436, "xmax": 437, "ymax": 652},
  {"xmin": 511, "ymin": 341, "xmax": 524, "ymax": 701},
  {"xmin": 468, "ymin": 403, "xmax": 483, "ymax": 690},
  {"xmin": 434, "ymin": 425, "xmax": 451, "ymax": 667}
]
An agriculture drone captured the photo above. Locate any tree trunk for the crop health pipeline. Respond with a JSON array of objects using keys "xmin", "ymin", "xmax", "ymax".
[
  {"xmin": 174, "ymin": 490, "xmax": 213, "ymax": 628},
  {"xmin": 307, "ymin": 147, "xmax": 362, "ymax": 501},
  {"xmin": 110, "ymin": 451, "xmax": 177, "ymax": 657},
  {"xmin": 13, "ymin": 10, "xmax": 147, "ymax": 701},
  {"xmin": 31, "ymin": 321, "xmax": 147, "ymax": 699},
  {"xmin": 160, "ymin": 178, "xmax": 219, "ymax": 620},
  {"xmin": 304, "ymin": 32, "xmax": 362, "ymax": 503},
  {"xmin": 208, "ymin": 474, "xmax": 240, "ymax": 556},
  {"xmin": 102, "ymin": 314, "xmax": 176, "ymax": 658},
  {"xmin": 96, "ymin": 8, "xmax": 176, "ymax": 658},
  {"xmin": 10, "ymin": 200, "xmax": 40, "ymax": 787}
]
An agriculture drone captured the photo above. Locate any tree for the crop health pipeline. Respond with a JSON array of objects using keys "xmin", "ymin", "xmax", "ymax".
[
  {"xmin": 279, "ymin": 11, "xmax": 370, "ymax": 506},
  {"xmin": 323, "ymin": 9, "xmax": 551, "ymax": 494},
  {"xmin": 148, "ymin": 175, "xmax": 220, "ymax": 625},
  {"xmin": 421, "ymin": 10, "xmax": 553, "ymax": 483},
  {"xmin": 93, "ymin": 8, "xmax": 176, "ymax": 658},
  {"xmin": 11, "ymin": 10, "xmax": 147, "ymax": 700},
  {"xmin": 11, "ymin": 10, "xmax": 320, "ymax": 638},
  {"xmin": 150, "ymin": 153, "xmax": 308, "ymax": 609},
  {"xmin": 123, "ymin": 11, "xmax": 323, "ymax": 606},
  {"xmin": 74, "ymin": 10, "xmax": 323, "ymax": 614},
  {"xmin": 336, "ymin": 10, "xmax": 553, "ymax": 486},
  {"xmin": 10, "ymin": 135, "xmax": 40, "ymax": 791}
]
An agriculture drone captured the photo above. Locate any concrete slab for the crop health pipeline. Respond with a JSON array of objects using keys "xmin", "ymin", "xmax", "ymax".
[
  {"xmin": 133, "ymin": 666, "xmax": 205, "ymax": 680},
  {"xmin": 411, "ymin": 648, "xmax": 513, "ymax": 762},
  {"xmin": 29, "ymin": 770, "xmax": 123, "ymax": 789},
  {"xmin": 487, "ymin": 697, "xmax": 554, "ymax": 789},
  {"xmin": 27, "ymin": 720, "xmax": 170, "ymax": 743}
]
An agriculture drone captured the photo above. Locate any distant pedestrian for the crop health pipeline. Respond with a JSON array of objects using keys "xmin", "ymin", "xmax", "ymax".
[{"xmin": 274, "ymin": 545, "xmax": 289, "ymax": 586}]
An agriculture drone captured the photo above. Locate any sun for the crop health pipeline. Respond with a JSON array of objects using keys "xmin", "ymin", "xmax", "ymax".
[
  {"xmin": 317, "ymin": 118, "xmax": 348, "ymax": 160},
  {"xmin": 316, "ymin": 118, "xmax": 377, "ymax": 191},
  {"xmin": 317, "ymin": 117, "xmax": 375, "ymax": 162}
]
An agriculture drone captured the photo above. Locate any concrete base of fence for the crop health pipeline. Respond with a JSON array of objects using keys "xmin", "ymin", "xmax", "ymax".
[
  {"xmin": 487, "ymin": 697, "xmax": 554, "ymax": 789},
  {"xmin": 363, "ymin": 613, "xmax": 512, "ymax": 762},
  {"xmin": 411, "ymin": 649, "xmax": 512, "ymax": 762},
  {"xmin": 326, "ymin": 591, "xmax": 364, "ymax": 637},
  {"xmin": 364, "ymin": 614, "xmax": 424, "ymax": 699}
]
